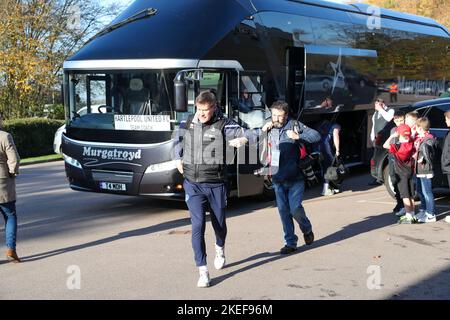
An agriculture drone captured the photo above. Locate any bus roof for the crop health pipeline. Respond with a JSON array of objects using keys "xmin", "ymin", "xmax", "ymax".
[
  {"xmin": 66, "ymin": 0, "xmax": 253, "ymax": 62},
  {"xmin": 252, "ymin": 0, "xmax": 449, "ymax": 35},
  {"xmin": 65, "ymin": 0, "xmax": 449, "ymax": 65}
]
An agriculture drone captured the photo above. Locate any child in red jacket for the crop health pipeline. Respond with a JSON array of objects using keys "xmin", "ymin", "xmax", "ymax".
[{"xmin": 383, "ymin": 124, "xmax": 415, "ymax": 224}]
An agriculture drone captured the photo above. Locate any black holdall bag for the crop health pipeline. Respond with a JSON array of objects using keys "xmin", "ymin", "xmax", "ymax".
[
  {"xmin": 324, "ymin": 156, "xmax": 348, "ymax": 184},
  {"xmin": 298, "ymin": 142, "xmax": 320, "ymax": 186}
]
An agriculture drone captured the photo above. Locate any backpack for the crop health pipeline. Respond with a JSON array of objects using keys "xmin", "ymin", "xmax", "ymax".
[
  {"xmin": 256, "ymin": 120, "xmax": 319, "ymax": 185},
  {"xmin": 293, "ymin": 121, "xmax": 319, "ymax": 185}
]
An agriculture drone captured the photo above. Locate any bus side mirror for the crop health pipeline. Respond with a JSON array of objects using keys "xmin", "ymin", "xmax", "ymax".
[{"xmin": 174, "ymin": 74, "xmax": 187, "ymax": 112}]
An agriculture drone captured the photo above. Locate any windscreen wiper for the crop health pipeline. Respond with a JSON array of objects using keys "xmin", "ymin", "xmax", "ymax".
[{"xmin": 85, "ymin": 8, "xmax": 157, "ymax": 44}]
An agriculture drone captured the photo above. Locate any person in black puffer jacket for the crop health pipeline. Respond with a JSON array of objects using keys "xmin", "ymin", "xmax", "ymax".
[{"xmin": 174, "ymin": 90, "xmax": 249, "ymax": 288}]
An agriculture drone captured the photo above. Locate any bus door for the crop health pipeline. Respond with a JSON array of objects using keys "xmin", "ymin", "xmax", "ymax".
[
  {"xmin": 173, "ymin": 68, "xmax": 267, "ymax": 197},
  {"xmin": 86, "ymin": 75, "xmax": 111, "ymax": 113},
  {"xmin": 303, "ymin": 45, "xmax": 378, "ymax": 166},
  {"xmin": 234, "ymin": 71, "xmax": 266, "ymax": 197}
]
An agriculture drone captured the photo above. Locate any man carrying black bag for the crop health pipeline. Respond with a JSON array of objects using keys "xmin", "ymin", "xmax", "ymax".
[
  {"xmin": 315, "ymin": 118, "xmax": 342, "ymax": 196},
  {"xmin": 261, "ymin": 101, "xmax": 321, "ymax": 254}
]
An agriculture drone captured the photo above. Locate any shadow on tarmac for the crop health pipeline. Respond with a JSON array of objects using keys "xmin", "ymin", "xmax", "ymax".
[
  {"xmin": 210, "ymin": 211, "xmax": 397, "ymax": 286},
  {"xmin": 14, "ymin": 163, "xmax": 443, "ymax": 267},
  {"xmin": 17, "ymin": 196, "xmax": 275, "ymax": 263},
  {"xmin": 387, "ymin": 264, "xmax": 450, "ymax": 300},
  {"xmin": 13, "ymin": 167, "xmax": 391, "ymax": 264}
]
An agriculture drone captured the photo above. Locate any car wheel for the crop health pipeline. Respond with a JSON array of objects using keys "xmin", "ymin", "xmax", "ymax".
[
  {"xmin": 383, "ymin": 164, "xmax": 419, "ymax": 200},
  {"xmin": 383, "ymin": 165, "xmax": 396, "ymax": 199}
]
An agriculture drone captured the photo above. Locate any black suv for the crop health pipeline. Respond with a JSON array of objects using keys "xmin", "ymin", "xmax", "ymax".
[{"xmin": 370, "ymin": 98, "xmax": 450, "ymax": 198}]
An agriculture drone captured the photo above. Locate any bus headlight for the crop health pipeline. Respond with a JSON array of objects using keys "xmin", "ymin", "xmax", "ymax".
[
  {"xmin": 145, "ymin": 160, "xmax": 178, "ymax": 173},
  {"xmin": 63, "ymin": 153, "xmax": 82, "ymax": 169}
]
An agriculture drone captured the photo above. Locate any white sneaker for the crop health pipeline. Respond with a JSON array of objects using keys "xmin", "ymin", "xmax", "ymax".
[
  {"xmin": 414, "ymin": 209, "xmax": 426, "ymax": 221},
  {"xmin": 321, "ymin": 188, "xmax": 334, "ymax": 196},
  {"xmin": 398, "ymin": 213, "xmax": 414, "ymax": 224},
  {"xmin": 395, "ymin": 208, "xmax": 406, "ymax": 217},
  {"xmin": 417, "ymin": 212, "xmax": 436, "ymax": 223},
  {"xmin": 197, "ymin": 266, "xmax": 210, "ymax": 288},
  {"xmin": 214, "ymin": 244, "xmax": 226, "ymax": 270},
  {"xmin": 444, "ymin": 215, "xmax": 450, "ymax": 223}
]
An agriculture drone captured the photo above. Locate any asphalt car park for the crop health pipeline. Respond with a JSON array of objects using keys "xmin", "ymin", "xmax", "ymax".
[{"xmin": 1, "ymin": 162, "xmax": 449, "ymax": 300}]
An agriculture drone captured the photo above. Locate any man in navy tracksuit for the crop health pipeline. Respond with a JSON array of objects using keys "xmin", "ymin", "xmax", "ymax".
[
  {"xmin": 261, "ymin": 101, "xmax": 321, "ymax": 254},
  {"xmin": 175, "ymin": 91, "xmax": 248, "ymax": 288}
]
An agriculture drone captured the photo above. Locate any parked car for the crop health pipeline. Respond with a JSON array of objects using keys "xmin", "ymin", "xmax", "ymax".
[
  {"xmin": 53, "ymin": 106, "xmax": 101, "ymax": 154},
  {"xmin": 53, "ymin": 123, "xmax": 66, "ymax": 154},
  {"xmin": 371, "ymin": 98, "xmax": 450, "ymax": 198}
]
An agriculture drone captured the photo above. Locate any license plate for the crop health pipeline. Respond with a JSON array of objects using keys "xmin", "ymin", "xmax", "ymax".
[{"xmin": 100, "ymin": 182, "xmax": 126, "ymax": 191}]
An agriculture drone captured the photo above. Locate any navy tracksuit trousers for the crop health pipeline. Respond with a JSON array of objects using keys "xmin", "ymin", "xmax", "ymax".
[{"xmin": 183, "ymin": 179, "xmax": 227, "ymax": 267}]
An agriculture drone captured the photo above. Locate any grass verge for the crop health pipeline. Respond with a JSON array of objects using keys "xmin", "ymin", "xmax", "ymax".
[{"xmin": 20, "ymin": 154, "xmax": 62, "ymax": 164}]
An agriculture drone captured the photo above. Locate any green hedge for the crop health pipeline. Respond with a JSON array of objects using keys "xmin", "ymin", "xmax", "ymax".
[{"xmin": 3, "ymin": 118, "xmax": 65, "ymax": 158}]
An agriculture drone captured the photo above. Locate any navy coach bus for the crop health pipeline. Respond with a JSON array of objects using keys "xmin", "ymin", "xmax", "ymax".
[{"xmin": 61, "ymin": 0, "xmax": 450, "ymax": 200}]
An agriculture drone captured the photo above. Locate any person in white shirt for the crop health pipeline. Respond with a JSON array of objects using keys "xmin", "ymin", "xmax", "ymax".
[
  {"xmin": 370, "ymin": 98, "xmax": 395, "ymax": 143},
  {"xmin": 369, "ymin": 99, "xmax": 394, "ymax": 186}
]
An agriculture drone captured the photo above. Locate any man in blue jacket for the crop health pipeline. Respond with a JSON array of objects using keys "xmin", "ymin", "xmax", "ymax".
[{"xmin": 261, "ymin": 101, "xmax": 321, "ymax": 254}]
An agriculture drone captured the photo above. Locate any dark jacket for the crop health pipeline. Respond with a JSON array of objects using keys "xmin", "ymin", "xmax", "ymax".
[
  {"xmin": 267, "ymin": 119, "xmax": 321, "ymax": 184},
  {"xmin": 175, "ymin": 110, "xmax": 245, "ymax": 184},
  {"xmin": 416, "ymin": 135, "xmax": 438, "ymax": 176},
  {"xmin": 442, "ymin": 131, "xmax": 450, "ymax": 175}
]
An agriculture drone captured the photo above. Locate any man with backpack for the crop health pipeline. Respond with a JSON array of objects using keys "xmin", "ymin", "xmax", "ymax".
[{"xmin": 261, "ymin": 101, "xmax": 321, "ymax": 254}]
